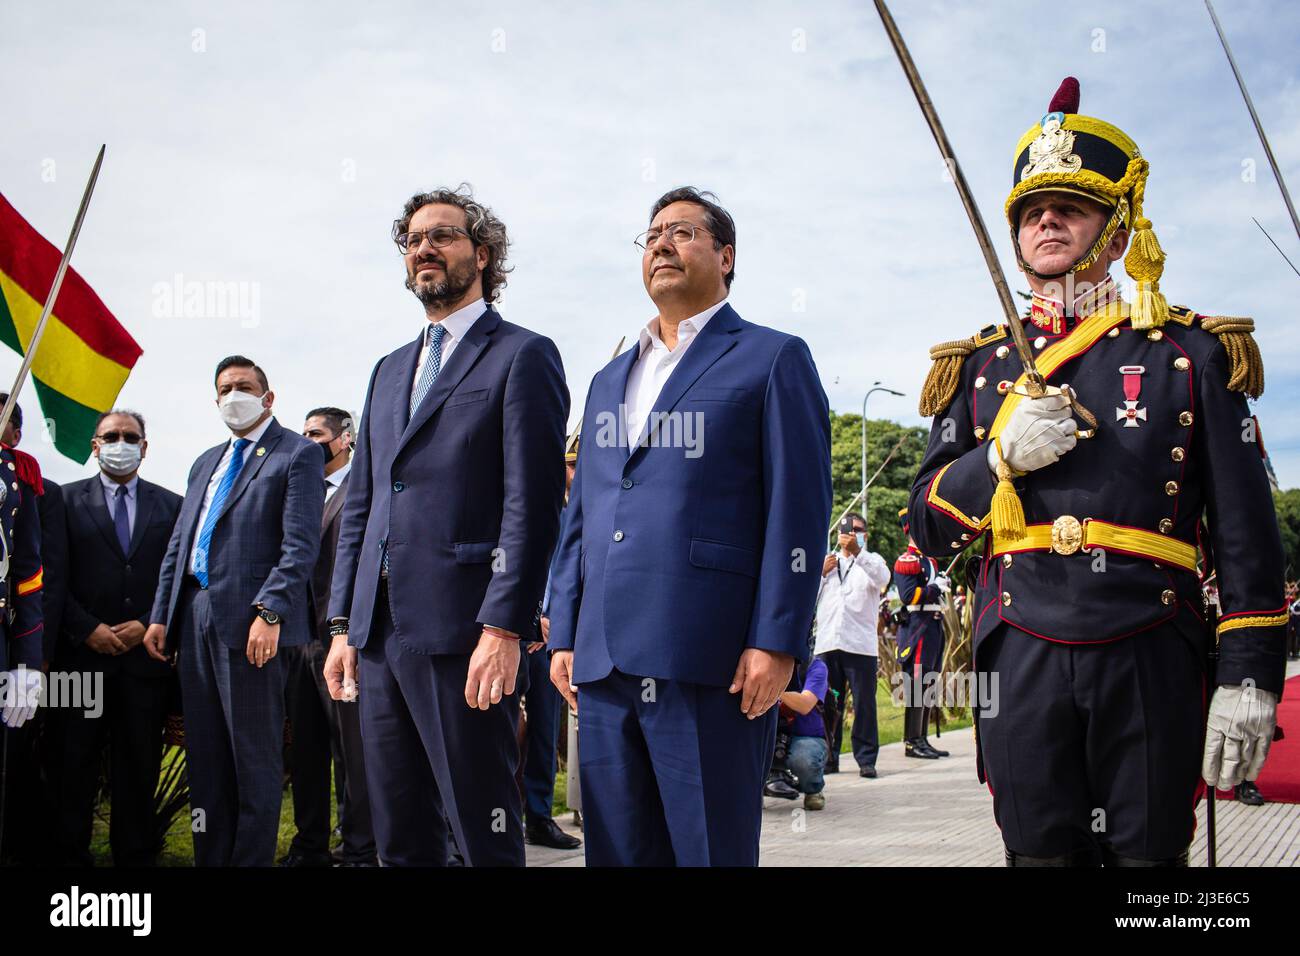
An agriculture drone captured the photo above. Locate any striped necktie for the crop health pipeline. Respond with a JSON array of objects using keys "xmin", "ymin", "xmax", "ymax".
[
  {"xmin": 409, "ymin": 323, "xmax": 448, "ymax": 419},
  {"xmin": 193, "ymin": 437, "xmax": 250, "ymax": 586}
]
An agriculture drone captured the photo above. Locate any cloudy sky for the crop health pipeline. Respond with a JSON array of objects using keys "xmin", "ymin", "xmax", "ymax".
[{"xmin": 1, "ymin": 0, "xmax": 1297, "ymax": 493}]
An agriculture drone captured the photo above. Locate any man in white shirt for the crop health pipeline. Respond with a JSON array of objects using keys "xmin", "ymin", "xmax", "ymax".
[{"xmin": 814, "ymin": 513, "xmax": 890, "ymax": 778}]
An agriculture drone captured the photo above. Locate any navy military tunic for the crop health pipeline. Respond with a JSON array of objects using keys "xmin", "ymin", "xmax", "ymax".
[
  {"xmin": 0, "ymin": 445, "xmax": 45, "ymax": 673},
  {"xmin": 906, "ymin": 293, "xmax": 1285, "ymax": 862},
  {"xmin": 893, "ymin": 547, "xmax": 944, "ymax": 697}
]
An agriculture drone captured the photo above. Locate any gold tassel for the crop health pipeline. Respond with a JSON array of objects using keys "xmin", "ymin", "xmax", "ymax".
[
  {"xmin": 1123, "ymin": 166, "xmax": 1169, "ymax": 330},
  {"xmin": 919, "ymin": 338, "xmax": 975, "ymax": 417},
  {"xmin": 990, "ymin": 439, "xmax": 1026, "ymax": 544},
  {"xmin": 1200, "ymin": 316, "xmax": 1265, "ymax": 398}
]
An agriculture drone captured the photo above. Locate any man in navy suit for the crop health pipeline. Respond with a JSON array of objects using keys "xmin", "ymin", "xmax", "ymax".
[
  {"xmin": 145, "ymin": 356, "xmax": 324, "ymax": 866},
  {"xmin": 324, "ymin": 185, "xmax": 568, "ymax": 867},
  {"xmin": 547, "ymin": 187, "xmax": 832, "ymax": 866},
  {"xmin": 52, "ymin": 409, "xmax": 182, "ymax": 866}
]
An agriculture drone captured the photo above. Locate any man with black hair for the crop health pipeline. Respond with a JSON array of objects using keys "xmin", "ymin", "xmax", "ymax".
[{"xmin": 145, "ymin": 356, "xmax": 323, "ymax": 866}]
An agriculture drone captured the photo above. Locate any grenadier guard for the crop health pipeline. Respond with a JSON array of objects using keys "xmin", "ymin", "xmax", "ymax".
[
  {"xmin": 893, "ymin": 508, "xmax": 948, "ymax": 760},
  {"xmin": 907, "ymin": 77, "xmax": 1286, "ymax": 866},
  {"xmin": 0, "ymin": 443, "xmax": 46, "ymax": 730}
]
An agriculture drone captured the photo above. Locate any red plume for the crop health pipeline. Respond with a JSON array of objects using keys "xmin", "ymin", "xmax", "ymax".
[{"xmin": 1048, "ymin": 77, "xmax": 1080, "ymax": 114}]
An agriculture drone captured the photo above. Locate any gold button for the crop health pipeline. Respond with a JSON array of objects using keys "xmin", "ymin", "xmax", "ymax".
[
  {"xmin": 1034, "ymin": 336, "xmax": 1047, "ymax": 350},
  {"xmin": 996, "ymin": 345, "xmax": 1010, "ymax": 359},
  {"xmin": 974, "ymin": 426, "xmax": 987, "ymax": 441},
  {"xmin": 1165, "ymin": 480, "xmax": 1179, "ymax": 496},
  {"xmin": 997, "ymin": 380, "xmax": 1012, "ymax": 395},
  {"xmin": 1161, "ymin": 589, "xmax": 1175, "ymax": 605},
  {"xmin": 1159, "ymin": 518, "xmax": 1173, "ymax": 534},
  {"xmin": 1001, "ymin": 591, "xmax": 1012, "ymax": 606},
  {"xmin": 961, "ymin": 533, "xmax": 971, "ymax": 541},
  {"xmin": 1171, "ymin": 447, "xmax": 1185, "ymax": 462},
  {"xmin": 1002, "ymin": 554, "xmax": 1013, "ymax": 568},
  {"xmin": 974, "ymin": 376, "xmax": 987, "ymax": 390},
  {"xmin": 1148, "ymin": 329, "xmax": 1164, "ymax": 341},
  {"xmin": 1179, "ymin": 411, "xmax": 1193, "ymax": 427},
  {"xmin": 1174, "ymin": 357, "xmax": 1190, "ymax": 371},
  {"xmin": 1107, "ymin": 327, "xmax": 1121, "ymax": 338},
  {"xmin": 5, "ymin": 462, "xmax": 12, "ymax": 471},
  {"xmin": 951, "ymin": 541, "xmax": 961, "ymax": 549}
]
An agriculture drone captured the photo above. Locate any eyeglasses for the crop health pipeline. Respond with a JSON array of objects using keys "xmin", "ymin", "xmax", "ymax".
[
  {"xmin": 393, "ymin": 226, "xmax": 472, "ymax": 254},
  {"xmin": 634, "ymin": 221, "xmax": 714, "ymax": 251},
  {"xmin": 96, "ymin": 431, "xmax": 142, "ymax": 444}
]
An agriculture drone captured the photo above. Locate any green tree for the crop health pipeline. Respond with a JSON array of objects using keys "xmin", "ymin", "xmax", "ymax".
[
  {"xmin": 827, "ymin": 412, "xmax": 927, "ymax": 562},
  {"xmin": 1273, "ymin": 488, "xmax": 1300, "ymax": 581}
]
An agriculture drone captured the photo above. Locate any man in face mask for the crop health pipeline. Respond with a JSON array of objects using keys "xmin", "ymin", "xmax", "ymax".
[
  {"xmin": 145, "ymin": 356, "xmax": 324, "ymax": 866},
  {"xmin": 51, "ymin": 410, "xmax": 183, "ymax": 865}
]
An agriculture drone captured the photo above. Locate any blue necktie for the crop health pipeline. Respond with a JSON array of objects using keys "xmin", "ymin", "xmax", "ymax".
[
  {"xmin": 193, "ymin": 437, "xmax": 250, "ymax": 586},
  {"xmin": 409, "ymin": 323, "xmax": 447, "ymax": 419},
  {"xmin": 112, "ymin": 484, "xmax": 131, "ymax": 555},
  {"xmin": 383, "ymin": 324, "xmax": 447, "ymax": 578}
]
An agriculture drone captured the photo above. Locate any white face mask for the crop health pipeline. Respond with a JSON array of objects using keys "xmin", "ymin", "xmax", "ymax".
[
  {"xmin": 219, "ymin": 390, "xmax": 267, "ymax": 431},
  {"xmin": 98, "ymin": 441, "xmax": 141, "ymax": 477}
]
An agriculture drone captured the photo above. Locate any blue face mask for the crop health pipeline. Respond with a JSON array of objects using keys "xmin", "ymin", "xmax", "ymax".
[{"xmin": 855, "ymin": 532, "xmax": 866, "ymax": 550}]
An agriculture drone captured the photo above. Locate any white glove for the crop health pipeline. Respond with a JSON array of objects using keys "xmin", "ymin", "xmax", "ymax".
[
  {"xmin": 1203, "ymin": 684, "xmax": 1278, "ymax": 790},
  {"xmin": 0, "ymin": 667, "xmax": 43, "ymax": 729},
  {"xmin": 933, "ymin": 574, "xmax": 951, "ymax": 596},
  {"xmin": 986, "ymin": 390, "xmax": 1077, "ymax": 475}
]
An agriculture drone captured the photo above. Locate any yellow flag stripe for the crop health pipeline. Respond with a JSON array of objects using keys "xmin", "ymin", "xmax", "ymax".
[{"xmin": 0, "ymin": 272, "xmax": 130, "ymax": 412}]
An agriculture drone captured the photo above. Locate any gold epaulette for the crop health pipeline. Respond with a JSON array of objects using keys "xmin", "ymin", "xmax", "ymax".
[
  {"xmin": 1190, "ymin": 309, "xmax": 1264, "ymax": 399},
  {"xmin": 918, "ymin": 324, "xmax": 1007, "ymax": 417}
]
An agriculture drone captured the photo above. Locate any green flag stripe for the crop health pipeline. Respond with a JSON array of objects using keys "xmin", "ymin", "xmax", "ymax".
[{"xmin": 31, "ymin": 379, "xmax": 98, "ymax": 464}]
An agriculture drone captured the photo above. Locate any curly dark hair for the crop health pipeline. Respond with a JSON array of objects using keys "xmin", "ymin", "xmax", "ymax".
[{"xmin": 392, "ymin": 184, "xmax": 512, "ymax": 303}]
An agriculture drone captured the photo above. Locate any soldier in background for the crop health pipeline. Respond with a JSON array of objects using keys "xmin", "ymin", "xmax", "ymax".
[{"xmin": 893, "ymin": 509, "xmax": 948, "ymax": 760}]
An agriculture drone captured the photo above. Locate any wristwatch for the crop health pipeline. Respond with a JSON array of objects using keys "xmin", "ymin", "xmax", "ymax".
[{"xmin": 256, "ymin": 606, "xmax": 281, "ymax": 626}]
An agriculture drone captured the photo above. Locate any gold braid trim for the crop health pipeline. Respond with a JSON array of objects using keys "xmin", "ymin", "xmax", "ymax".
[
  {"xmin": 1199, "ymin": 315, "xmax": 1264, "ymax": 398},
  {"xmin": 919, "ymin": 338, "xmax": 976, "ymax": 417}
]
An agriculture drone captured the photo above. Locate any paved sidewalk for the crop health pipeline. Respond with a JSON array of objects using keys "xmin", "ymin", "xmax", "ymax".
[{"xmin": 526, "ymin": 720, "xmax": 1300, "ymax": 866}]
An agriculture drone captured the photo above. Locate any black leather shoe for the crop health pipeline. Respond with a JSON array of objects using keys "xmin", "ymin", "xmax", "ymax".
[
  {"xmin": 278, "ymin": 850, "xmax": 333, "ymax": 867},
  {"xmin": 525, "ymin": 818, "xmax": 582, "ymax": 849},
  {"xmin": 764, "ymin": 775, "xmax": 800, "ymax": 799},
  {"xmin": 905, "ymin": 739, "xmax": 940, "ymax": 759},
  {"xmin": 921, "ymin": 737, "xmax": 950, "ymax": 757},
  {"xmin": 824, "ymin": 763, "xmax": 840, "ymax": 774},
  {"xmin": 1236, "ymin": 781, "xmax": 1265, "ymax": 806},
  {"xmin": 859, "ymin": 766, "xmax": 878, "ymax": 778}
]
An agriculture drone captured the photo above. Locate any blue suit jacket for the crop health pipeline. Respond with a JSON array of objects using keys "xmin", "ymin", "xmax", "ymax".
[
  {"xmin": 328, "ymin": 307, "xmax": 569, "ymax": 654},
  {"xmin": 151, "ymin": 417, "xmax": 324, "ymax": 649},
  {"xmin": 547, "ymin": 303, "xmax": 832, "ymax": 687}
]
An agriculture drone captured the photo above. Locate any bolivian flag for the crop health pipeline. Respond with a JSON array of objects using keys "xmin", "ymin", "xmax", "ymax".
[{"xmin": 0, "ymin": 193, "xmax": 140, "ymax": 463}]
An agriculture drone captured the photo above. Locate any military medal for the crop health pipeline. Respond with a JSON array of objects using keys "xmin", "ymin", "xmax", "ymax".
[{"xmin": 1116, "ymin": 365, "xmax": 1147, "ymax": 427}]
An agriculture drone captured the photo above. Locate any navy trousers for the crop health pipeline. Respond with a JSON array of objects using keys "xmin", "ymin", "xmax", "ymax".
[
  {"xmin": 176, "ymin": 583, "xmax": 286, "ymax": 867},
  {"xmin": 818, "ymin": 650, "xmax": 879, "ymax": 770},
  {"xmin": 577, "ymin": 669, "xmax": 776, "ymax": 867},
  {"xmin": 522, "ymin": 647, "xmax": 562, "ymax": 821},
  {"xmin": 976, "ymin": 621, "xmax": 1205, "ymax": 861},
  {"xmin": 359, "ymin": 584, "xmax": 524, "ymax": 866}
]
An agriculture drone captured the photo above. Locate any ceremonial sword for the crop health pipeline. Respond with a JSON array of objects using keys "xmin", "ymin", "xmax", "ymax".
[{"xmin": 871, "ymin": 1, "xmax": 1098, "ymax": 435}]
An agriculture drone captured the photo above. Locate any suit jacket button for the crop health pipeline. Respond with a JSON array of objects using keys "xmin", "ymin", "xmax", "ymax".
[
  {"xmin": 613, "ymin": 530, "xmax": 624, "ymax": 542},
  {"xmin": 1161, "ymin": 589, "xmax": 1176, "ymax": 605},
  {"xmin": 621, "ymin": 478, "xmax": 633, "ymax": 489},
  {"xmin": 124, "ymin": 597, "xmax": 134, "ymax": 608},
  {"xmin": 1001, "ymin": 591, "xmax": 1012, "ymax": 606},
  {"xmin": 392, "ymin": 481, "xmax": 404, "ymax": 492}
]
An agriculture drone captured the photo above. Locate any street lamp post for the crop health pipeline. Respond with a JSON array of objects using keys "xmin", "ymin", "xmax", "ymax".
[{"xmin": 861, "ymin": 383, "xmax": 904, "ymax": 525}]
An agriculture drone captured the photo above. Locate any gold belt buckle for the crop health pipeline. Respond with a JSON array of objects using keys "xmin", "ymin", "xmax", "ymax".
[{"xmin": 1051, "ymin": 515, "xmax": 1083, "ymax": 555}]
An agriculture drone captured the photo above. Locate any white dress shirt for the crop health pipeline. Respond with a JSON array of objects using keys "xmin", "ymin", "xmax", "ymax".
[
  {"xmin": 325, "ymin": 460, "xmax": 351, "ymax": 503},
  {"xmin": 623, "ymin": 299, "xmax": 728, "ymax": 449},
  {"xmin": 99, "ymin": 472, "xmax": 139, "ymax": 538},
  {"xmin": 814, "ymin": 549, "xmax": 891, "ymax": 657},
  {"xmin": 189, "ymin": 415, "xmax": 274, "ymax": 574},
  {"xmin": 410, "ymin": 297, "xmax": 486, "ymax": 398}
]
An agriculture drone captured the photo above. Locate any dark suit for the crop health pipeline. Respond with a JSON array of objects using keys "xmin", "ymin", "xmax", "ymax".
[
  {"xmin": 548, "ymin": 304, "xmax": 832, "ymax": 865},
  {"xmin": 151, "ymin": 416, "xmax": 324, "ymax": 866},
  {"xmin": 329, "ymin": 306, "xmax": 568, "ymax": 866},
  {"xmin": 51, "ymin": 474, "xmax": 182, "ymax": 865},
  {"xmin": 286, "ymin": 467, "xmax": 375, "ymax": 864}
]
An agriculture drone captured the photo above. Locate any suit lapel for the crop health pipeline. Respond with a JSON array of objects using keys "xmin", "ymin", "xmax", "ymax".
[
  {"xmin": 215, "ymin": 418, "xmax": 283, "ymax": 523},
  {"xmin": 126, "ymin": 480, "xmax": 156, "ymax": 559},
  {"xmin": 321, "ymin": 471, "xmax": 349, "ymax": 530},
  {"xmin": 391, "ymin": 331, "xmax": 425, "ymax": 442},
  {"xmin": 396, "ymin": 307, "xmax": 499, "ymax": 456},
  {"xmin": 626, "ymin": 303, "xmax": 741, "ymax": 469},
  {"xmin": 84, "ymin": 478, "xmax": 124, "ymax": 559}
]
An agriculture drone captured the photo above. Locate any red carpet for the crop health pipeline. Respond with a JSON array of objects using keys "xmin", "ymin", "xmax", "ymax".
[{"xmin": 1214, "ymin": 672, "xmax": 1300, "ymax": 804}]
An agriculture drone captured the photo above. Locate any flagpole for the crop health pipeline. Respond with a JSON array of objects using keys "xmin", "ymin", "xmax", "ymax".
[
  {"xmin": 0, "ymin": 145, "xmax": 106, "ymax": 440},
  {"xmin": 1205, "ymin": 0, "xmax": 1300, "ymax": 240}
]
